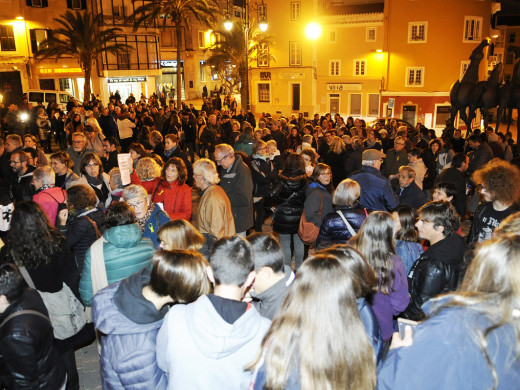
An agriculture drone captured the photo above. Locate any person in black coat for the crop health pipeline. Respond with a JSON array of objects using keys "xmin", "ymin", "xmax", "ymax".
[
  {"xmin": 0, "ymin": 264, "xmax": 67, "ymax": 390},
  {"xmin": 316, "ymin": 178, "xmax": 366, "ymax": 249},
  {"xmin": 271, "ymin": 154, "xmax": 308, "ymax": 269},
  {"xmin": 435, "ymin": 152, "xmax": 468, "ymax": 217},
  {"xmin": 395, "ymin": 166, "xmax": 428, "ymax": 211},
  {"xmin": 400, "ymin": 201, "xmax": 466, "ymax": 321}
]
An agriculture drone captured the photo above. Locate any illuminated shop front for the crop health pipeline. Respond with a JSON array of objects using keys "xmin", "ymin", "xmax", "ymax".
[{"xmin": 37, "ymin": 67, "xmax": 86, "ymax": 100}]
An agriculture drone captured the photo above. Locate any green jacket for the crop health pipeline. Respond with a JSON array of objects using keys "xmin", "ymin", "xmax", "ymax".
[{"xmin": 80, "ymin": 223, "xmax": 154, "ymax": 306}]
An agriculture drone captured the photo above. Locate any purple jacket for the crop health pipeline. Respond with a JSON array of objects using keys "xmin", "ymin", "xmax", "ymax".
[{"xmin": 370, "ymin": 255, "xmax": 409, "ymax": 341}]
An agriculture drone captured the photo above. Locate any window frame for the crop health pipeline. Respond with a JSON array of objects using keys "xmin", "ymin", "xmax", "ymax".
[
  {"xmin": 366, "ymin": 27, "xmax": 376, "ymax": 42},
  {"xmin": 406, "ymin": 66, "xmax": 425, "ymax": 87},
  {"xmin": 349, "ymin": 93, "xmax": 362, "ymax": 117},
  {"xmin": 258, "ymin": 82, "xmax": 271, "ymax": 103},
  {"xmin": 257, "ymin": 43, "xmax": 269, "ymax": 67},
  {"xmin": 329, "ymin": 59, "xmax": 341, "ymax": 76},
  {"xmin": 289, "ymin": 41, "xmax": 302, "ymax": 66},
  {"xmin": 367, "ymin": 93, "xmax": 380, "ymax": 117},
  {"xmin": 408, "ymin": 22, "xmax": 428, "ymax": 43},
  {"xmin": 290, "ymin": 2, "xmax": 301, "ymax": 21},
  {"xmin": 354, "ymin": 59, "xmax": 366, "ymax": 76},
  {"xmin": 463, "ymin": 16, "xmax": 482, "ymax": 43},
  {"xmin": 0, "ymin": 25, "xmax": 16, "ymax": 52}
]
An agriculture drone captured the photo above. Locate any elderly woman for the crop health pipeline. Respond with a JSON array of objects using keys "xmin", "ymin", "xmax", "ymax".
[
  {"xmin": 150, "ymin": 157, "xmax": 192, "ymax": 220},
  {"xmin": 107, "ymin": 167, "xmax": 124, "ymax": 205},
  {"xmin": 122, "ymin": 184, "xmax": 170, "ymax": 248},
  {"xmin": 80, "ymin": 202, "xmax": 154, "ymax": 306},
  {"xmin": 77, "ymin": 152, "xmax": 111, "ymax": 208},
  {"xmin": 193, "ymin": 158, "xmax": 234, "ymax": 240},
  {"xmin": 130, "ymin": 157, "xmax": 162, "ymax": 194},
  {"xmin": 32, "ymin": 165, "xmax": 67, "ymax": 227},
  {"xmin": 58, "ymin": 184, "xmax": 105, "ymax": 274},
  {"xmin": 316, "ymin": 178, "xmax": 366, "ymax": 249}
]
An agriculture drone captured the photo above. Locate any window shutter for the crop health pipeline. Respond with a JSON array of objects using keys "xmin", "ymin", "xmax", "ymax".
[{"xmin": 66, "ymin": 0, "xmax": 73, "ymax": 9}]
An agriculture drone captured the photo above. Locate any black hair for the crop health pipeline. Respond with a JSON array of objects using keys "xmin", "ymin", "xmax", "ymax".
[
  {"xmin": 434, "ymin": 182, "xmax": 457, "ymax": 202},
  {"xmin": 247, "ymin": 233, "xmax": 284, "ymax": 273},
  {"xmin": 0, "ymin": 264, "xmax": 25, "ymax": 302},
  {"xmin": 104, "ymin": 201, "xmax": 136, "ymax": 229},
  {"xmin": 210, "ymin": 236, "xmax": 254, "ymax": 287},
  {"xmin": 103, "ymin": 136, "xmax": 118, "ymax": 147},
  {"xmin": 451, "ymin": 152, "xmax": 467, "ymax": 169},
  {"xmin": 408, "ymin": 148, "xmax": 421, "ymax": 157},
  {"xmin": 467, "ymin": 134, "xmax": 481, "ymax": 143}
]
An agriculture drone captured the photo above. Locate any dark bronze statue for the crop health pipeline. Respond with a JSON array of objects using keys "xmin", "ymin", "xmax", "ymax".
[
  {"xmin": 470, "ymin": 61, "xmax": 503, "ymax": 131},
  {"xmin": 450, "ymin": 39, "xmax": 489, "ymax": 130}
]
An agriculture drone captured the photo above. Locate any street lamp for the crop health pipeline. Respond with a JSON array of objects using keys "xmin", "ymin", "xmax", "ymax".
[{"xmin": 224, "ymin": 0, "xmax": 268, "ymax": 112}]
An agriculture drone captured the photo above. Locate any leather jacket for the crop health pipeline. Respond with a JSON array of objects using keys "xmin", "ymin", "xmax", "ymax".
[{"xmin": 0, "ymin": 288, "xmax": 66, "ymax": 389}]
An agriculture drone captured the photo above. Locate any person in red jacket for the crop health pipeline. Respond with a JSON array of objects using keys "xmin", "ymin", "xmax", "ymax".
[{"xmin": 151, "ymin": 157, "xmax": 192, "ymax": 220}]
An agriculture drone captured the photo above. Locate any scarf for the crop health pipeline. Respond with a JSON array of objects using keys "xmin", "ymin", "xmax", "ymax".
[
  {"xmin": 136, "ymin": 203, "xmax": 155, "ymax": 232},
  {"xmin": 85, "ymin": 173, "xmax": 105, "ymax": 186}
]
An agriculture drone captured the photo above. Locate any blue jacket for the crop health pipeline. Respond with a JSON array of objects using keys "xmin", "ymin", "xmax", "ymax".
[
  {"xmin": 316, "ymin": 204, "xmax": 366, "ymax": 249},
  {"xmin": 142, "ymin": 205, "xmax": 171, "ymax": 248},
  {"xmin": 378, "ymin": 296, "xmax": 520, "ymax": 389},
  {"xmin": 396, "ymin": 182, "xmax": 428, "ymax": 210},
  {"xmin": 80, "ymin": 223, "xmax": 154, "ymax": 306},
  {"xmin": 93, "ymin": 268, "xmax": 167, "ymax": 390},
  {"xmin": 395, "ymin": 240, "xmax": 423, "ymax": 275},
  {"xmin": 350, "ymin": 166, "xmax": 399, "ymax": 212}
]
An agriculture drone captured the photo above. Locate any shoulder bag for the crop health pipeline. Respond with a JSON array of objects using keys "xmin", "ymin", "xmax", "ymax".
[
  {"xmin": 18, "ymin": 266, "xmax": 86, "ymax": 340},
  {"xmin": 336, "ymin": 210, "xmax": 357, "ymax": 237},
  {"xmin": 298, "ymin": 191, "xmax": 322, "ymax": 245}
]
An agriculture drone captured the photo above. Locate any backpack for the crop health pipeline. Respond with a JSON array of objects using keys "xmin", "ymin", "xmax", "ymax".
[{"xmin": 45, "ymin": 190, "xmax": 67, "ymax": 226}]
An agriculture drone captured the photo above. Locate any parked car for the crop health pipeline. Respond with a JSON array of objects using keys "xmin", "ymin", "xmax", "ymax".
[{"xmin": 28, "ymin": 90, "xmax": 79, "ymax": 112}]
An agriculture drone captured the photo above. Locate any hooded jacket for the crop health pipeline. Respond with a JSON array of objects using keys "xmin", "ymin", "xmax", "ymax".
[
  {"xmin": 156, "ymin": 295, "xmax": 271, "ymax": 390},
  {"xmin": 93, "ymin": 268, "xmax": 167, "ymax": 390},
  {"xmin": 79, "ymin": 223, "xmax": 154, "ymax": 306},
  {"xmin": 250, "ymin": 266, "xmax": 294, "ymax": 320},
  {"xmin": 271, "ymin": 169, "xmax": 308, "ymax": 234},
  {"xmin": 400, "ymin": 233, "xmax": 467, "ymax": 321}
]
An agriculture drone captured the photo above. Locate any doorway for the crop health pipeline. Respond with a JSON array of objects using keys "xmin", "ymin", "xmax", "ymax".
[
  {"xmin": 292, "ymin": 84, "xmax": 300, "ymax": 111},
  {"xmin": 402, "ymin": 105, "xmax": 417, "ymax": 126},
  {"xmin": 329, "ymin": 94, "xmax": 340, "ymax": 117}
]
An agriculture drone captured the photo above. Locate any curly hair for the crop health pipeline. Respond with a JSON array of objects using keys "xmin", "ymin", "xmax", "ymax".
[
  {"xmin": 472, "ymin": 159, "xmax": 520, "ymax": 205},
  {"xmin": 136, "ymin": 157, "xmax": 161, "ymax": 181},
  {"xmin": 67, "ymin": 184, "xmax": 97, "ymax": 212},
  {"xmin": 162, "ymin": 157, "xmax": 187, "ymax": 185},
  {"xmin": 5, "ymin": 201, "xmax": 64, "ymax": 270}
]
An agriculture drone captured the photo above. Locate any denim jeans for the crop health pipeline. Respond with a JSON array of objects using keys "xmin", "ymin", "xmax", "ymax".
[{"xmin": 278, "ymin": 233, "xmax": 304, "ymax": 270}]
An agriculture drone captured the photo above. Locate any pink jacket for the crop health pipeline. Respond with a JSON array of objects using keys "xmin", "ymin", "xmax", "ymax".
[{"xmin": 33, "ymin": 187, "xmax": 67, "ymax": 227}]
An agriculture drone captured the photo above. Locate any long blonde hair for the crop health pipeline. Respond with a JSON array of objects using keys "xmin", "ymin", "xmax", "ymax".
[{"xmin": 249, "ymin": 253, "xmax": 376, "ymax": 390}]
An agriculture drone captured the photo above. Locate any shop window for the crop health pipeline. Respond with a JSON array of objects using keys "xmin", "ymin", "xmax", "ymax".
[
  {"xmin": 354, "ymin": 59, "xmax": 366, "ymax": 76},
  {"xmin": 329, "ymin": 60, "xmax": 340, "ymax": 76},
  {"xmin": 368, "ymin": 94, "xmax": 379, "ymax": 116},
  {"xmin": 0, "ymin": 25, "xmax": 15, "ymax": 52},
  {"xmin": 408, "ymin": 22, "xmax": 427, "ymax": 43},
  {"xmin": 257, "ymin": 43, "xmax": 269, "ymax": 67},
  {"xmin": 30, "ymin": 29, "xmax": 48, "ymax": 54},
  {"xmin": 366, "ymin": 27, "xmax": 376, "ymax": 42},
  {"xmin": 463, "ymin": 16, "xmax": 482, "ymax": 42},
  {"xmin": 290, "ymin": 2, "xmax": 301, "ymax": 21},
  {"xmin": 350, "ymin": 94, "xmax": 361, "ymax": 116},
  {"xmin": 289, "ymin": 41, "xmax": 301, "ymax": 66},
  {"xmin": 406, "ymin": 67, "xmax": 424, "ymax": 87},
  {"xmin": 258, "ymin": 83, "xmax": 270, "ymax": 102}
]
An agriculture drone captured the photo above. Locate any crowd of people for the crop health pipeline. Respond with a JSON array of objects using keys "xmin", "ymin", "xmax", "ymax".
[{"xmin": 0, "ymin": 93, "xmax": 520, "ymax": 389}]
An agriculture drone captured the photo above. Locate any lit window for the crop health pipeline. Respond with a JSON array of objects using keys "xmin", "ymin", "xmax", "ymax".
[{"xmin": 258, "ymin": 83, "xmax": 270, "ymax": 102}]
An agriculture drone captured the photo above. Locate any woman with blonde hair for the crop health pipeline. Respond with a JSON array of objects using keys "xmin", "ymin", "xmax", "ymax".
[
  {"xmin": 316, "ymin": 178, "xmax": 366, "ymax": 249},
  {"xmin": 379, "ymin": 234, "xmax": 520, "ymax": 389},
  {"xmin": 93, "ymin": 250, "xmax": 211, "ymax": 390},
  {"xmin": 324, "ymin": 136, "xmax": 348, "ymax": 187},
  {"xmin": 249, "ymin": 252, "xmax": 377, "ymax": 390},
  {"xmin": 158, "ymin": 220, "xmax": 204, "ymax": 251},
  {"xmin": 349, "ymin": 211, "xmax": 409, "ymax": 351}
]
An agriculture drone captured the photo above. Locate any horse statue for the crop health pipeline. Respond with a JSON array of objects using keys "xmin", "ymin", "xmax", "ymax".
[
  {"xmin": 450, "ymin": 39, "xmax": 489, "ymax": 131},
  {"xmin": 468, "ymin": 61, "xmax": 503, "ymax": 131},
  {"xmin": 496, "ymin": 45, "xmax": 520, "ymax": 135}
]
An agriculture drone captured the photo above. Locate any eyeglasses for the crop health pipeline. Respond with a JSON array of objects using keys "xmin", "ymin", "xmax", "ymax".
[
  {"xmin": 127, "ymin": 199, "xmax": 146, "ymax": 208},
  {"xmin": 85, "ymin": 163, "xmax": 98, "ymax": 168},
  {"xmin": 395, "ymin": 142, "xmax": 405, "ymax": 146},
  {"xmin": 9, "ymin": 160, "xmax": 21, "ymax": 165},
  {"xmin": 72, "ymin": 140, "xmax": 85, "ymax": 144},
  {"xmin": 215, "ymin": 154, "xmax": 230, "ymax": 164}
]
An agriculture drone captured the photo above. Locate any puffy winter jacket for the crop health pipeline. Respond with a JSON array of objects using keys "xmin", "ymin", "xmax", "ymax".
[
  {"xmin": 400, "ymin": 234, "xmax": 466, "ymax": 321},
  {"xmin": 151, "ymin": 180, "xmax": 192, "ymax": 221},
  {"xmin": 316, "ymin": 204, "xmax": 366, "ymax": 249},
  {"xmin": 0, "ymin": 289, "xmax": 66, "ymax": 389},
  {"xmin": 271, "ymin": 169, "xmax": 308, "ymax": 234},
  {"xmin": 79, "ymin": 223, "xmax": 154, "ymax": 306},
  {"xmin": 142, "ymin": 205, "xmax": 171, "ymax": 248},
  {"xmin": 93, "ymin": 268, "xmax": 167, "ymax": 390}
]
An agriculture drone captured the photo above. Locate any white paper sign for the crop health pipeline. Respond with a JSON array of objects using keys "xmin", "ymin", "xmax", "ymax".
[{"xmin": 118, "ymin": 153, "xmax": 133, "ymax": 186}]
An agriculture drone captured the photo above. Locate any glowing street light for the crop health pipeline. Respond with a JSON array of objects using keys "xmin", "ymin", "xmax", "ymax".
[
  {"xmin": 305, "ymin": 22, "xmax": 322, "ymax": 40},
  {"xmin": 224, "ymin": 14, "xmax": 233, "ymax": 31}
]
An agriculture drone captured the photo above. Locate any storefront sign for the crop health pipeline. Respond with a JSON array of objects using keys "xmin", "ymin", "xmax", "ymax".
[
  {"xmin": 39, "ymin": 68, "xmax": 83, "ymax": 74},
  {"xmin": 327, "ymin": 83, "xmax": 361, "ymax": 91},
  {"xmin": 160, "ymin": 60, "xmax": 183, "ymax": 68},
  {"xmin": 107, "ymin": 77, "xmax": 147, "ymax": 83},
  {"xmin": 279, "ymin": 73, "xmax": 305, "ymax": 79},
  {"xmin": 260, "ymin": 71, "xmax": 271, "ymax": 80}
]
